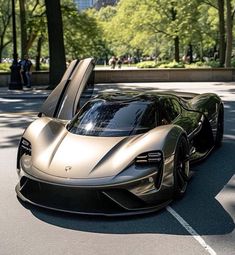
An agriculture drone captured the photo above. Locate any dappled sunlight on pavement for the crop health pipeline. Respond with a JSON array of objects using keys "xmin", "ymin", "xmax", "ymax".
[{"xmin": 0, "ymin": 112, "xmax": 37, "ymax": 149}]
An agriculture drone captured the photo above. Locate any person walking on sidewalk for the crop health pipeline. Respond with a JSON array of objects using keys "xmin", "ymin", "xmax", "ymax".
[
  {"xmin": 117, "ymin": 57, "xmax": 122, "ymax": 68},
  {"xmin": 19, "ymin": 55, "xmax": 32, "ymax": 88},
  {"xmin": 109, "ymin": 56, "xmax": 116, "ymax": 69}
]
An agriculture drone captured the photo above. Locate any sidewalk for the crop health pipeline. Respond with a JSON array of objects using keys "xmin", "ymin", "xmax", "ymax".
[{"xmin": 0, "ymin": 85, "xmax": 51, "ymax": 99}]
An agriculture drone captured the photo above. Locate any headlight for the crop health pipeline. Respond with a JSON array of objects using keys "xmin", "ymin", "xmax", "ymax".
[
  {"xmin": 20, "ymin": 138, "xmax": 32, "ymax": 156},
  {"xmin": 17, "ymin": 138, "xmax": 32, "ymax": 170},
  {"xmin": 135, "ymin": 150, "xmax": 163, "ymax": 164}
]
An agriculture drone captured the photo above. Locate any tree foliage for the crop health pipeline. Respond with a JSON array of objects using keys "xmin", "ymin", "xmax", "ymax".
[
  {"xmin": 225, "ymin": 0, "xmax": 233, "ymax": 67},
  {"xmin": 0, "ymin": 0, "xmax": 235, "ymax": 69},
  {"xmin": 19, "ymin": 0, "xmax": 46, "ymax": 66},
  {"xmin": 0, "ymin": 0, "xmax": 12, "ymax": 62},
  {"xmin": 61, "ymin": 0, "xmax": 109, "ymax": 60},
  {"xmin": 96, "ymin": 0, "xmax": 235, "ymax": 65}
]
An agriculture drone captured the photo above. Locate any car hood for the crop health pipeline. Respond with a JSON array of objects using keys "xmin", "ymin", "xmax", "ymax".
[
  {"xmin": 32, "ymin": 131, "xmax": 140, "ymax": 179},
  {"xmin": 23, "ymin": 117, "xmax": 172, "ymax": 180}
]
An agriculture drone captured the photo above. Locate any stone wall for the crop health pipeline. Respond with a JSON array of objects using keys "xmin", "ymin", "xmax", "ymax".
[
  {"xmin": 0, "ymin": 71, "xmax": 49, "ymax": 87},
  {"xmin": 94, "ymin": 68, "xmax": 235, "ymax": 83},
  {"xmin": 1, "ymin": 68, "xmax": 235, "ymax": 87}
]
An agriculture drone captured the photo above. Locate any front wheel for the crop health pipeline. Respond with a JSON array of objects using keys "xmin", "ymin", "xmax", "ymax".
[{"xmin": 173, "ymin": 136, "xmax": 190, "ymax": 199}]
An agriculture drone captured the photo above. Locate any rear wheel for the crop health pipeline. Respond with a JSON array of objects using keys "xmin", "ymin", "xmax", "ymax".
[
  {"xmin": 173, "ymin": 136, "xmax": 190, "ymax": 199},
  {"xmin": 215, "ymin": 104, "xmax": 224, "ymax": 147}
]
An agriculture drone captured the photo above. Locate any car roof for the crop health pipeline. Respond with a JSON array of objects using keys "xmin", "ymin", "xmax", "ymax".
[{"xmin": 94, "ymin": 90, "xmax": 178, "ymax": 103}]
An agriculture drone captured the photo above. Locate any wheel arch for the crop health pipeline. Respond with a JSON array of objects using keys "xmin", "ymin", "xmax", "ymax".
[
  {"xmin": 161, "ymin": 125, "xmax": 189, "ymax": 159},
  {"xmin": 155, "ymin": 125, "xmax": 190, "ymax": 194},
  {"xmin": 189, "ymin": 93, "xmax": 222, "ymax": 118}
]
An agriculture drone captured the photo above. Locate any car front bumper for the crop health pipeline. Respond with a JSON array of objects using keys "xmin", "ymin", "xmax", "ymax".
[{"xmin": 16, "ymin": 164, "xmax": 173, "ymax": 216}]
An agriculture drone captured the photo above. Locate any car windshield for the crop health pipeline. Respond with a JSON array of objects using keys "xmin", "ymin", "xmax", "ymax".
[{"xmin": 68, "ymin": 99, "xmax": 156, "ymax": 137}]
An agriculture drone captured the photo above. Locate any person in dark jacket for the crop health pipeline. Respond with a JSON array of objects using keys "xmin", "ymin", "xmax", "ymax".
[{"xmin": 19, "ymin": 55, "xmax": 32, "ymax": 88}]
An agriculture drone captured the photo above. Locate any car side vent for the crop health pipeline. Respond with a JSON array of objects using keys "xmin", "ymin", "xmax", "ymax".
[{"xmin": 135, "ymin": 151, "xmax": 163, "ymax": 164}]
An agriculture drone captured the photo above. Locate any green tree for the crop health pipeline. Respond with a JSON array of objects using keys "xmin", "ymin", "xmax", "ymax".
[
  {"xmin": 217, "ymin": 0, "xmax": 226, "ymax": 66},
  {"xmin": 201, "ymin": 0, "xmax": 234, "ymax": 67},
  {"xmin": 96, "ymin": 5, "xmax": 117, "ymax": 21},
  {"xmin": 0, "ymin": 1, "xmax": 12, "ymax": 62},
  {"xmin": 99, "ymin": 0, "xmax": 204, "ymax": 61},
  {"xmin": 225, "ymin": 0, "xmax": 233, "ymax": 67},
  {"xmin": 196, "ymin": 3, "xmax": 218, "ymax": 59},
  {"xmin": 61, "ymin": 1, "xmax": 109, "ymax": 60},
  {"xmin": 18, "ymin": 0, "xmax": 46, "ymax": 68},
  {"xmin": 19, "ymin": 0, "xmax": 27, "ymax": 58}
]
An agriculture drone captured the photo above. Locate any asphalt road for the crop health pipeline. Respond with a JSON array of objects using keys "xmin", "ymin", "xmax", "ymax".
[{"xmin": 0, "ymin": 82, "xmax": 234, "ymax": 255}]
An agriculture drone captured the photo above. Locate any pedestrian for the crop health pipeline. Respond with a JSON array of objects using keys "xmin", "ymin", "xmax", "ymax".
[
  {"xmin": 109, "ymin": 56, "xmax": 116, "ymax": 69},
  {"xmin": 117, "ymin": 57, "xmax": 122, "ymax": 68},
  {"xmin": 127, "ymin": 56, "xmax": 131, "ymax": 66},
  {"xmin": 19, "ymin": 55, "xmax": 32, "ymax": 88}
]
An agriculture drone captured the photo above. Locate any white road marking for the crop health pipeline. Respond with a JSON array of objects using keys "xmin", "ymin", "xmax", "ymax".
[{"xmin": 166, "ymin": 206, "xmax": 216, "ymax": 255}]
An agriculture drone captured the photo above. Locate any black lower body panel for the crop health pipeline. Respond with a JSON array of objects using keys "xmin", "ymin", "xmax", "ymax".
[{"xmin": 16, "ymin": 177, "xmax": 171, "ymax": 216}]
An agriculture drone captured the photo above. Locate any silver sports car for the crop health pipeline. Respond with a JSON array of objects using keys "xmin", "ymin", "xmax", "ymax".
[{"xmin": 16, "ymin": 58, "xmax": 224, "ymax": 216}]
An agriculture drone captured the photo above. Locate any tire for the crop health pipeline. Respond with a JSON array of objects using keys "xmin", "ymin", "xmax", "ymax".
[
  {"xmin": 173, "ymin": 136, "xmax": 190, "ymax": 199},
  {"xmin": 215, "ymin": 104, "xmax": 224, "ymax": 148}
]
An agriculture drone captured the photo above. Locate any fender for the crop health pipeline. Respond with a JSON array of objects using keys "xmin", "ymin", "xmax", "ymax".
[{"xmin": 189, "ymin": 93, "xmax": 222, "ymax": 118}]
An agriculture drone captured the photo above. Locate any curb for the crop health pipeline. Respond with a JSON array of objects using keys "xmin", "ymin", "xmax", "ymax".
[{"xmin": 0, "ymin": 94, "xmax": 49, "ymax": 99}]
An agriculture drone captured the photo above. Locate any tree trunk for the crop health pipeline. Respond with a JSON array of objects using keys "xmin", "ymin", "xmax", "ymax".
[
  {"xmin": 218, "ymin": 0, "xmax": 226, "ymax": 67},
  {"xmin": 35, "ymin": 36, "xmax": 43, "ymax": 71},
  {"xmin": 19, "ymin": 0, "xmax": 27, "ymax": 58},
  {"xmin": 174, "ymin": 36, "xmax": 180, "ymax": 62},
  {"xmin": 225, "ymin": 0, "xmax": 233, "ymax": 67},
  {"xmin": 45, "ymin": 0, "xmax": 66, "ymax": 88},
  {"xmin": 188, "ymin": 44, "xmax": 193, "ymax": 64},
  {"xmin": 0, "ymin": 48, "xmax": 2, "ymax": 63},
  {"xmin": 0, "ymin": 34, "xmax": 4, "ymax": 63},
  {"xmin": 170, "ymin": 7, "xmax": 179, "ymax": 62}
]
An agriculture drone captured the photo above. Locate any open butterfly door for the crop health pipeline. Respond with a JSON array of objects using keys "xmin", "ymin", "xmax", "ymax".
[{"xmin": 39, "ymin": 58, "xmax": 95, "ymax": 120}]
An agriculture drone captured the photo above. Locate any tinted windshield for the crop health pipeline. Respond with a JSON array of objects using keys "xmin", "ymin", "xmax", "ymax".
[{"xmin": 68, "ymin": 100, "xmax": 156, "ymax": 137}]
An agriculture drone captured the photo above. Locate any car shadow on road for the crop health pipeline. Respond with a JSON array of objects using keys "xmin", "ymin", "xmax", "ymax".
[
  {"xmin": 171, "ymin": 137, "xmax": 235, "ymax": 235},
  {"xmin": 20, "ymin": 100, "xmax": 235, "ymax": 237}
]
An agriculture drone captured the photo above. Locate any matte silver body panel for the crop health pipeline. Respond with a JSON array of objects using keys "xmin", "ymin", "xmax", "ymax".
[
  {"xmin": 20, "ymin": 117, "xmax": 184, "ymax": 186},
  {"xmin": 40, "ymin": 58, "xmax": 95, "ymax": 119}
]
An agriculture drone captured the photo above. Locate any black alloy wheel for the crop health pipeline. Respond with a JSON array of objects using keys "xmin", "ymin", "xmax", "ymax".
[{"xmin": 173, "ymin": 136, "xmax": 190, "ymax": 199}]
